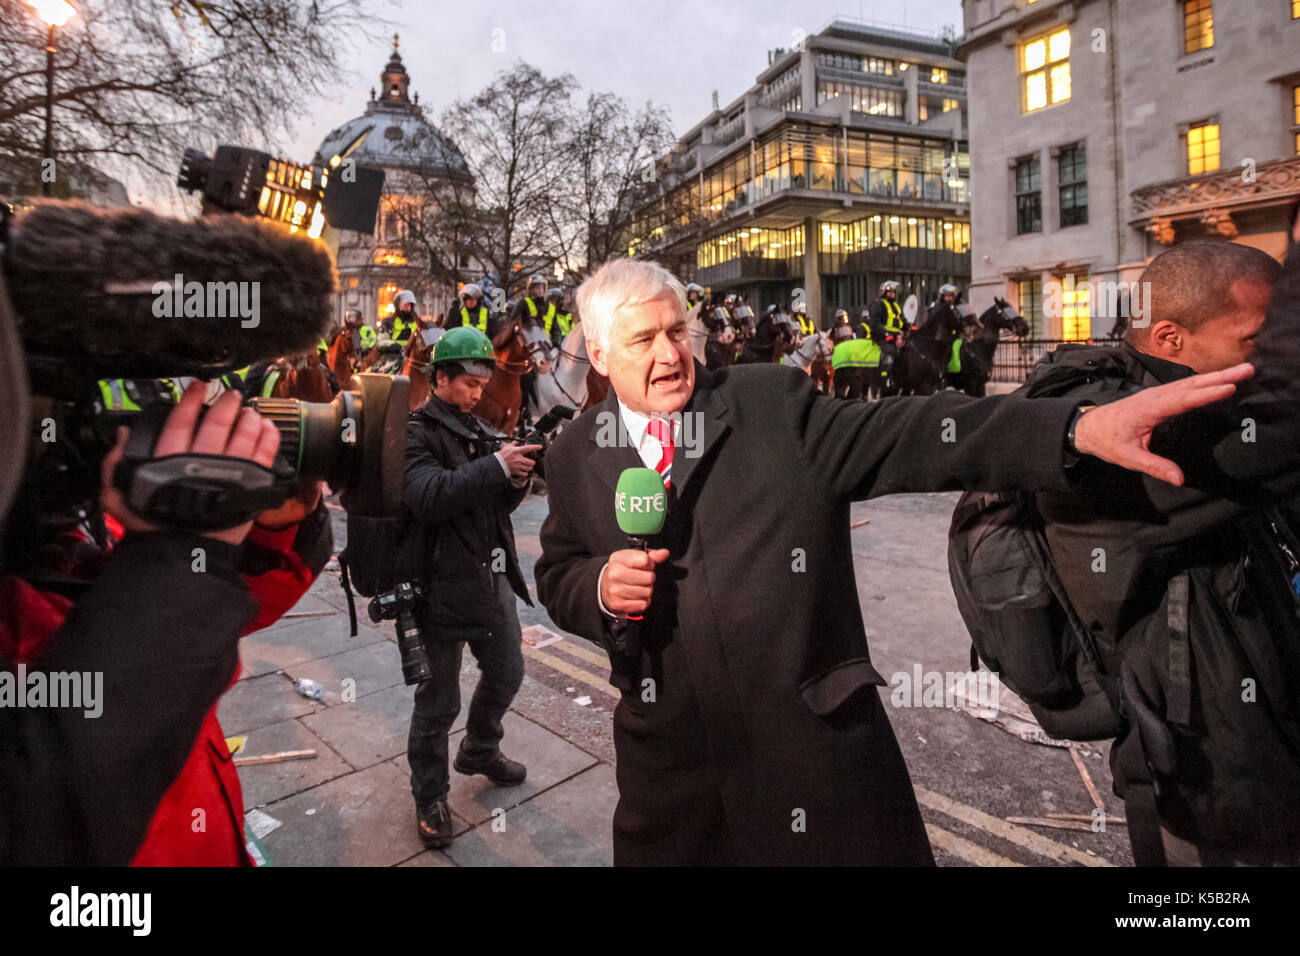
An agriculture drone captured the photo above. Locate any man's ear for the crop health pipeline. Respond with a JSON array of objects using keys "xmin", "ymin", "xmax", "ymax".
[
  {"xmin": 587, "ymin": 337, "xmax": 609, "ymax": 377},
  {"xmin": 1148, "ymin": 320, "xmax": 1184, "ymax": 356}
]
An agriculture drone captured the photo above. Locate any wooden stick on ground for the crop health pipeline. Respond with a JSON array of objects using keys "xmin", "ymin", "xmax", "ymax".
[
  {"xmin": 1069, "ymin": 744, "xmax": 1106, "ymax": 810},
  {"xmin": 1005, "ymin": 816, "xmax": 1094, "ymax": 832},
  {"xmin": 233, "ymin": 749, "xmax": 317, "ymax": 767},
  {"xmin": 1045, "ymin": 812, "xmax": 1126, "ymax": 825}
]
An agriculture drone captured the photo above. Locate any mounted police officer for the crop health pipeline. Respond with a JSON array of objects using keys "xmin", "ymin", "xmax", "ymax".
[
  {"xmin": 548, "ymin": 287, "xmax": 574, "ymax": 339},
  {"xmin": 685, "ymin": 282, "xmax": 706, "ymax": 313},
  {"xmin": 866, "ymin": 279, "xmax": 906, "ymax": 372},
  {"xmin": 384, "ymin": 289, "xmax": 420, "ymax": 346},
  {"xmin": 448, "ymin": 283, "xmax": 491, "ymax": 335},
  {"xmin": 511, "ymin": 273, "xmax": 563, "ymax": 348},
  {"xmin": 928, "ymin": 283, "xmax": 966, "ymax": 381},
  {"xmin": 403, "ymin": 325, "xmax": 542, "ymax": 849}
]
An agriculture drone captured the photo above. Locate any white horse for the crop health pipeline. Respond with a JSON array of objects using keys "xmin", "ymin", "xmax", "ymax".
[
  {"xmin": 531, "ymin": 322, "xmax": 592, "ymax": 422},
  {"xmin": 784, "ymin": 329, "xmax": 833, "ymax": 389}
]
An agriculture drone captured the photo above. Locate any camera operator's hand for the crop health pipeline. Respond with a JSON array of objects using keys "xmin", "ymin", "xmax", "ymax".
[
  {"xmin": 498, "ymin": 443, "xmax": 543, "ymax": 479},
  {"xmin": 101, "ymin": 383, "xmax": 282, "ymax": 545}
]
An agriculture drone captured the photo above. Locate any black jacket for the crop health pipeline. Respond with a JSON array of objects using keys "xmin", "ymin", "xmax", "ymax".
[
  {"xmin": 1031, "ymin": 244, "xmax": 1300, "ymax": 858},
  {"xmin": 536, "ymin": 360, "xmax": 1087, "ymax": 863},
  {"xmin": 1, "ymin": 531, "xmax": 258, "ymax": 865},
  {"xmin": 403, "ymin": 396, "xmax": 531, "ymax": 643}
]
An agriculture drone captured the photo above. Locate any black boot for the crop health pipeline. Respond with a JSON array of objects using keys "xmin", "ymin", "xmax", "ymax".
[
  {"xmin": 453, "ymin": 742, "xmax": 527, "ymax": 786},
  {"xmin": 416, "ymin": 798, "xmax": 454, "ymax": 848}
]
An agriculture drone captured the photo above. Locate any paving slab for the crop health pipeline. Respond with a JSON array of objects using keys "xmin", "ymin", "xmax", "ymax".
[
  {"xmin": 218, "ymin": 671, "xmax": 324, "ymax": 736},
  {"xmin": 299, "ymin": 681, "xmax": 417, "ymax": 770},
  {"xmin": 239, "ymin": 615, "xmax": 388, "ymax": 679},
  {"xmin": 442, "ymin": 764, "xmax": 617, "ymax": 867},
  {"xmin": 287, "ymin": 640, "xmax": 407, "ymax": 705},
  {"xmin": 257, "ymin": 761, "xmax": 427, "ymax": 867},
  {"xmin": 444, "ymin": 710, "xmax": 600, "ymax": 827},
  {"xmin": 236, "ymin": 717, "xmax": 355, "ymax": 808}
]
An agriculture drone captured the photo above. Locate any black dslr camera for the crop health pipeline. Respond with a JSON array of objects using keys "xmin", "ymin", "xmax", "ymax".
[
  {"xmin": 509, "ymin": 403, "xmax": 578, "ymax": 479},
  {"xmin": 367, "ymin": 582, "xmax": 430, "ymax": 686}
]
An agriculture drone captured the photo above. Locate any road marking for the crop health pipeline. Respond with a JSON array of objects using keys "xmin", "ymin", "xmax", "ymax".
[
  {"xmin": 925, "ymin": 823, "xmax": 1023, "ymax": 867},
  {"xmin": 549, "ymin": 638, "xmax": 612, "ymax": 670},
  {"xmin": 914, "ymin": 785, "xmax": 1113, "ymax": 867},
  {"xmin": 521, "ymin": 643, "xmax": 618, "ymax": 697}
]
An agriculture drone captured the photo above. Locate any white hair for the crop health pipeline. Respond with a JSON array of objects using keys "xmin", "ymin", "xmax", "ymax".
[{"xmin": 576, "ymin": 259, "xmax": 687, "ymax": 351}]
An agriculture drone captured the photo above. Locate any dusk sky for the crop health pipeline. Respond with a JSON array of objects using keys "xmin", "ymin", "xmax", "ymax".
[{"xmin": 284, "ymin": 0, "xmax": 965, "ymax": 164}]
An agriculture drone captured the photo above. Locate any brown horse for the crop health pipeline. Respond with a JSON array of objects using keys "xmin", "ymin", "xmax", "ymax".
[
  {"xmin": 326, "ymin": 325, "xmax": 358, "ymax": 391},
  {"xmin": 402, "ymin": 326, "xmax": 436, "ymax": 411},
  {"xmin": 471, "ymin": 319, "xmax": 535, "ymax": 436},
  {"xmin": 268, "ymin": 350, "xmax": 336, "ymax": 403}
]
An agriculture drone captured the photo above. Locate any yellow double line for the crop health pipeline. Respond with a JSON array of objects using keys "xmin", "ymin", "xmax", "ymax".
[
  {"xmin": 916, "ymin": 785, "xmax": 1113, "ymax": 867},
  {"xmin": 521, "ymin": 639, "xmax": 617, "ymax": 696}
]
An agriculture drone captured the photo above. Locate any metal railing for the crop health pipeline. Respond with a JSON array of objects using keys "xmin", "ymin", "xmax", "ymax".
[{"xmin": 989, "ymin": 338, "xmax": 1089, "ymax": 383}]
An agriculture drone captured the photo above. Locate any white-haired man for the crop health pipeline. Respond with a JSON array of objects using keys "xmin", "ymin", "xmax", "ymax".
[{"xmin": 533, "ymin": 258, "xmax": 1252, "ymax": 865}]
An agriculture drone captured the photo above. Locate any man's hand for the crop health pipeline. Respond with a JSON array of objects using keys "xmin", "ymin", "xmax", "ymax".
[
  {"xmin": 1071, "ymin": 362, "xmax": 1254, "ymax": 485},
  {"xmin": 101, "ymin": 382, "xmax": 282, "ymax": 546},
  {"xmin": 498, "ymin": 443, "xmax": 543, "ymax": 479},
  {"xmin": 600, "ymin": 548, "xmax": 671, "ymax": 615}
]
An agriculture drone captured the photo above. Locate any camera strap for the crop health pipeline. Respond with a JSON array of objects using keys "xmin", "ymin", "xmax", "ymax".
[{"xmin": 111, "ymin": 402, "xmax": 295, "ymax": 531}]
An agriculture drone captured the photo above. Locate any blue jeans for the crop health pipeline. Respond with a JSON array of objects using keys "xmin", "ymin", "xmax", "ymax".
[{"xmin": 407, "ymin": 573, "xmax": 524, "ymax": 805}]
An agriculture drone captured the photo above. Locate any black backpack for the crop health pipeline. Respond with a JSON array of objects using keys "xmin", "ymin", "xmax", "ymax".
[
  {"xmin": 947, "ymin": 347, "xmax": 1135, "ymax": 741},
  {"xmin": 948, "ymin": 489, "xmax": 1122, "ymax": 741}
]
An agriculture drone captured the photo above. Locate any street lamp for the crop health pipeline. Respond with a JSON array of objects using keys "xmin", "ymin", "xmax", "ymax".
[
  {"xmin": 29, "ymin": 0, "xmax": 76, "ymax": 198},
  {"xmin": 886, "ymin": 238, "xmax": 900, "ymax": 280}
]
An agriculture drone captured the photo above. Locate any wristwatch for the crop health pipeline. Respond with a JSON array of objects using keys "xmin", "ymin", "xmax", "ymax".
[{"xmin": 1066, "ymin": 403, "xmax": 1096, "ymax": 458}]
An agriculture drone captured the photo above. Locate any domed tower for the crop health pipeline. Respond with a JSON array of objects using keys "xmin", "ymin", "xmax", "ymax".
[{"xmin": 315, "ymin": 35, "xmax": 475, "ymax": 328}]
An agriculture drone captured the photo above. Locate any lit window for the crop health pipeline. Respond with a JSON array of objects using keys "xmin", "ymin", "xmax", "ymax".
[
  {"xmin": 1183, "ymin": 0, "xmax": 1214, "ymax": 54},
  {"xmin": 1060, "ymin": 274, "xmax": 1091, "ymax": 341},
  {"xmin": 1022, "ymin": 28, "xmax": 1071, "ymax": 112},
  {"xmin": 931, "ymin": 68, "xmax": 948, "ymax": 84},
  {"xmin": 1187, "ymin": 121, "xmax": 1220, "ymax": 175},
  {"xmin": 1293, "ymin": 85, "xmax": 1300, "ymax": 155},
  {"xmin": 1018, "ymin": 279, "xmax": 1043, "ymax": 337}
]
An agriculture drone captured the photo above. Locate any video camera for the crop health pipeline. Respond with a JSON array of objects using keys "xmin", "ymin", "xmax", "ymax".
[{"xmin": 0, "ymin": 142, "xmax": 399, "ymax": 565}]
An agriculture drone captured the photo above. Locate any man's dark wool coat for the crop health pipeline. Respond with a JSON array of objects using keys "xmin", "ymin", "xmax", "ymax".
[{"xmin": 535, "ymin": 360, "xmax": 1084, "ymax": 865}]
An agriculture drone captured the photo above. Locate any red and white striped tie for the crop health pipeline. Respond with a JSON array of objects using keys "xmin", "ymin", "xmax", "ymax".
[{"xmin": 645, "ymin": 418, "xmax": 673, "ymax": 490}]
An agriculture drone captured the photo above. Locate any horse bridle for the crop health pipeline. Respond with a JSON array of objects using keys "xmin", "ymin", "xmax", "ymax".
[{"xmin": 493, "ymin": 322, "xmax": 535, "ymax": 376}]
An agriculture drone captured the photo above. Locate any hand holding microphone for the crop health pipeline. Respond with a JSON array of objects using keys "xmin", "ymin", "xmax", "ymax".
[
  {"xmin": 602, "ymin": 467, "xmax": 670, "ymax": 620},
  {"xmin": 601, "ymin": 547, "xmax": 671, "ymax": 615}
]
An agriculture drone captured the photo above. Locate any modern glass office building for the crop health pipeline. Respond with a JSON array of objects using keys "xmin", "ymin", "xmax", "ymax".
[{"xmin": 630, "ymin": 18, "xmax": 972, "ymax": 326}]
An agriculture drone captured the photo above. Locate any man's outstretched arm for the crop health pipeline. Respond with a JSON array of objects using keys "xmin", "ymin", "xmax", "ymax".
[{"xmin": 780, "ymin": 358, "xmax": 1251, "ymax": 503}]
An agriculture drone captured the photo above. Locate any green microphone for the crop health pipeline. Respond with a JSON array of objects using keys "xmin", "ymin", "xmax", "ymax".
[
  {"xmin": 614, "ymin": 467, "xmax": 667, "ymax": 624},
  {"xmin": 615, "ymin": 467, "xmax": 668, "ymax": 545}
]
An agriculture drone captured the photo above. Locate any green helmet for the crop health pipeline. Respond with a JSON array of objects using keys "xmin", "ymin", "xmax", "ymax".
[{"xmin": 424, "ymin": 325, "xmax": 496, "ymax": 377}]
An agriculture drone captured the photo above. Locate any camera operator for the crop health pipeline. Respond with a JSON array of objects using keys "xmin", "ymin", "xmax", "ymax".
[
  {"xmin": 0, "ymin": 383, "xmax": 330, "ymax": 865},
  {"xmin": 403, "ymin": 326, "xmax": 540, "ymax": 848}
]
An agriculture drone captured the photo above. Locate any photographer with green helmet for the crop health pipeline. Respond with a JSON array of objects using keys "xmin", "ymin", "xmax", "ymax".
[{"xmin": 402, "ymin": 326, "xmax": 541, "ymax": 849}]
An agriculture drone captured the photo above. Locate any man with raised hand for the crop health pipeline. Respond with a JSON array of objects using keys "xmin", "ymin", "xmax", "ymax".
[{"xmin": 534, "ymin": 258, "xmax": 1251, "ymax": 866}]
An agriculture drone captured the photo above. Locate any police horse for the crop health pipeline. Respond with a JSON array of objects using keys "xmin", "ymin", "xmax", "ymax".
[{"xmin": 945, "ymin": 298, "xmax": 1030, "ymax": 398}]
